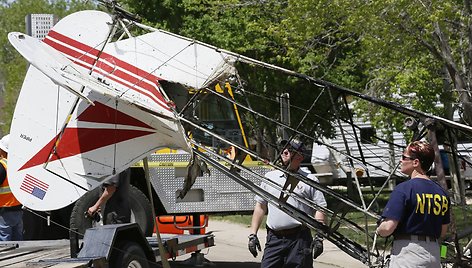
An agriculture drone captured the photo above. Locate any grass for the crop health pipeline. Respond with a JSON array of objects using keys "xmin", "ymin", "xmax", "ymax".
[
  {"xmin": 210, "ymin": 189, "xmax": 472, "ymax": 253},
  {"xmin": 211, "ymin": 215, "xmax": 254, "ymax": 227}
]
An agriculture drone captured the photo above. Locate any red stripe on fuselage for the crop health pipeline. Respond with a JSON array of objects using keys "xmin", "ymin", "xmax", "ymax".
[
  {"xmin": 77, "ymin": 102, "xmax": 152, "ymax": 129},
  {"xmin": 18, "ymin": 128, "xmax": 154, "ymax": 171},
  {"xmin": 44, "ymin": 30, "xmax": 169, "ymax": 110}
]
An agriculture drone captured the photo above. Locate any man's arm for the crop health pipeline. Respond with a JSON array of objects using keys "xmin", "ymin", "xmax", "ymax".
[
  {"xmin": 441, "ymin": 224, "xmax": 449, "ymax": 239},
  {"xmin": 312, "ymin": 181, "xmax": 327, "ymax": 225},
  {"xmin": 376, "ymin": 218, "xmax": 398, "ymax": 237},
  {"xmin": 312, "ymin": 209, "xmax": 326, "ymax": 259},
  {"xmin": 87, "ymin": 184, "xmax": 117, "ymax": 215},
  {"xmin": 315, "ymin": 210, "xmax": 325, "ymax": 225},
  {"xmin": 250, "ymin": 202, "xmax": 267, "ymax": 235},
  {"xmin": 248, "ymin": 201, "xmax": 266, "ymax": 257}
]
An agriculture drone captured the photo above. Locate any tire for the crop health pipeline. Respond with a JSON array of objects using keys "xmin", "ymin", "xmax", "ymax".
[
  {"xmin": 128, "ymin": 185, "xmax": 154, "ymax": 236},
  {"xmin": 70, "ymin": 185, "xmax": 154, "ymax": 238},
  {"xmin": 70, "ymin": 187, "xmax": 101, "ymax": 238},
  {"xmin": 110, "ymin": 241, "xmax": 150, "ymax": 268}
]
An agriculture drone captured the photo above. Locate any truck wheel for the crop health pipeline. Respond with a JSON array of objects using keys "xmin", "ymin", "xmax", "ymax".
[
  {"xmin": 110, "ymin": 241, "xmax": 150, "ymax": 268},
  {"xmin": 70, "ymin": 185, "xmax": 154, "ymax": 238},
  {"xmin": 129, "ymin": 185, "xmax": 154, "ymax": 236},
  {"xmin": 70, "ymin": 187, "xmax": 101, "ymax": 238}
]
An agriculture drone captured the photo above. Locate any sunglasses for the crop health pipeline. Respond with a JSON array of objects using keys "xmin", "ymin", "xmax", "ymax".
[
  {"xmin": 282, "ymin": 148, "xmax": 303, "ymax": 156},
  {"xmin": 401, "ymin": 154, "xmax": 416, "ymax": 161}
]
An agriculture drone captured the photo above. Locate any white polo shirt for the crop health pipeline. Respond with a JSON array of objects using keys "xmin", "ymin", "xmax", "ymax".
[{"xmin": 255, "ymin": 168, "xmax": 327, "ymax": 230}]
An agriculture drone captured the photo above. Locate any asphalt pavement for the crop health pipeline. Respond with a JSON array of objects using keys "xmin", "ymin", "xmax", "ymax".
[{"xmin": 170, "ymin": 219, "xmax": 368, "ymax": 268}]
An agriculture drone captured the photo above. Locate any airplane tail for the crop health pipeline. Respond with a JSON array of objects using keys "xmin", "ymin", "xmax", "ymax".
[{"xmin": 7, "ymin": 10, "xmax": 192, "ymax": 211}]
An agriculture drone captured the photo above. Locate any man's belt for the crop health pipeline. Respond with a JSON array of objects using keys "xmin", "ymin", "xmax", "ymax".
[
  {"xmin": 267, "ymin": 225, "xmax": 306, "ymax": 237},
  {"xmin": 394, "ymin": 234, "xmax": 437, "ymax": 242}
]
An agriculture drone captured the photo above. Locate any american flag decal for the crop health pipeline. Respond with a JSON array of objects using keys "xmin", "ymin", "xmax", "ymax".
[{"xmin": 20, "ymin": 174, "xmax": 49, "ymax": 200}]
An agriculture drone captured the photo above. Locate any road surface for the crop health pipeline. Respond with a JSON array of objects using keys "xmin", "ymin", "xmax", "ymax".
[{"xmin": 171, "ymin": 219, "xmax": 369, "ymax": 268}]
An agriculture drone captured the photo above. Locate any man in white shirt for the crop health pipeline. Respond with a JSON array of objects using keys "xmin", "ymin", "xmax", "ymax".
[{"xmin": 248, "ymin": 138, "xmax": 327, "ymax": 268}]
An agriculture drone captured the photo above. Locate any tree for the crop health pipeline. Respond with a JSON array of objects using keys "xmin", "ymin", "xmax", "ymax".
[
  {"xmin": 0, "ymin": 0, "xmax": 95, "ymax": 133},
  {"xmin": 285, "ymin": 0, "xmax": 472, "ymax": 126},
  {"xmin": 6, "ymin": 0, "xmax": 469, "ymax": 140}
]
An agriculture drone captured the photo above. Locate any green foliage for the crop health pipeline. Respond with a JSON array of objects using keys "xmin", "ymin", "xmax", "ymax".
[
  {"xmin": 1, "ymin": 0, "xmax": 47, "ymax": 132},
  {"xmin": 275, "ymin": 0, "xmax": 367, "ymax": 87},
  {"xmin": 211, "ymin": 214, "xmax": 259, "ymax": 228},
  {"xmin": 3, "ymin": 0, "xmax": 472, "ymax": 140},
  {"xmin": 215, "ymin": 192, "xmax": 472, "ymax": 252},
  {"xmin": 0, "ymin": 0, "xmax": 95, "ymax": 133},
  {"xmin": 272, "ymin": 0, "xmax": 472, "ymax": 139}
]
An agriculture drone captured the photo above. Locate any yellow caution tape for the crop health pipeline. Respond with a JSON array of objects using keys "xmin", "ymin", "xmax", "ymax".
[{"xmin": 133, "ymin": 160, "xmax": 269, "ymax": 168}]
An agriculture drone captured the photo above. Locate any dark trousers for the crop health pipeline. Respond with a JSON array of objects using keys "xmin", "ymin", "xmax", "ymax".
[
  {"xmin": 261, "ymin": 227, "xmax": 313, "ymax": 268},
  {"xmin": 103, "ymin": 169, "xmax": 131, "ymax": 224}
]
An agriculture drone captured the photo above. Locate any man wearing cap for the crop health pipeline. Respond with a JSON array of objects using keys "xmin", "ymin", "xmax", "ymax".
[
  {"xmin": 248, "ymin": 138, "xmax": 327, "ymax": 268},
  {"xmin": 0, "ymin": 134, "xmax": 23, "ymax": 241}
]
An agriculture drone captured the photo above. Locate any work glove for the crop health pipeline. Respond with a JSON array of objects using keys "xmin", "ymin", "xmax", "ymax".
[
  {"xmin": 312, "ymin": 234, "xmax": 324, "ymax": 259},
  {"xmin": 248, "ymin": 233, "xmax": 261, "ymax": 257}
]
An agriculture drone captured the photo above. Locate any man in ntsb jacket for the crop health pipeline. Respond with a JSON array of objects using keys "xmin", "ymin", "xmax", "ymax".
[{"xmin": 0, "ymin": 134, "xmax": 23, "ymax": 241}]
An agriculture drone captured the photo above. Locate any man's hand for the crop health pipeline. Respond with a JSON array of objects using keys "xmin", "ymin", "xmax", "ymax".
[
  {"xmin": 312, "ymin": 234, "xmax": 324, "ymax": 259},
  {"xmin": 248, "ymin": 233, "xmax": 261, "ymax": 257},
  {"xmin": 85, "ymin": 207, "xmax": 101, "ymax": 222}
]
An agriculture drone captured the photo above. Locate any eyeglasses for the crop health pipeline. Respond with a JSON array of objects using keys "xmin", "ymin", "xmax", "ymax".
[
  {"xmin": 401, "ymin": 154, "xmax": 416, "ymax": 161},
  {"xmin": 282, "ymin": 148, "xmax": 303, "ymax": 157}
]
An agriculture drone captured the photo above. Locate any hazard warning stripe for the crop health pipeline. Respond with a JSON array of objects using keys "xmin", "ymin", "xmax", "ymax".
[
  {"xmin": 133, "ymin": 160, "xmax": 269, "ymax": 168},
  {"xmin": 43, "ymin": 30, "xmax": 170, "ymax": 111}
]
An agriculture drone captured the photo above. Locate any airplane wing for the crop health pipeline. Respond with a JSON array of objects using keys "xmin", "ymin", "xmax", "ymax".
[
  {"xmin": 8, "ymin": 32, "xmax": 93, "ymax": 105},
  {"xmin": 103, "ymin": 29, "xmax": 237, "ymax": 90}
]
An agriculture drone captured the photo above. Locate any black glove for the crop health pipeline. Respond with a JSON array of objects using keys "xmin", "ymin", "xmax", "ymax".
[
  {"xmin": 248, "ymin": 233, "xmax": 261, "ymax": 257},
  {"xmin": 312, "ymin": 234, "xmax": 324, "ymax": 259}
]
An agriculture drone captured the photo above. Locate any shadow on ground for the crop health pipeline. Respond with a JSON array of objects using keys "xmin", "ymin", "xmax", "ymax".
[{"xmin": 170, "ymin": 261, "xmax": 260, "ymax": 268}]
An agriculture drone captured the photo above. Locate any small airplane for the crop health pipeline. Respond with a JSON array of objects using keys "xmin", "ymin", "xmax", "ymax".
[
  {"xmin": 7, "ymin": 3, "xmax": 472, "ymax": 267},
  {"xmin": 6, "ymin": 9, "xmax": 239, "ymax": 211}
]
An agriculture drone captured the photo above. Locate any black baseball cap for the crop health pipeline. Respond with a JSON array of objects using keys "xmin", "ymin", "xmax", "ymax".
[{"xmin": 280, "ymin": 138, "xmax": 306, "ymax": 153}]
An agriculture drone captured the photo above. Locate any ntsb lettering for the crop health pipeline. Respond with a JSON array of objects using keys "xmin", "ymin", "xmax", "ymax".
[{"xmin": 415, "ymin": 193, "xmax": 448, "ymax": 216}]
